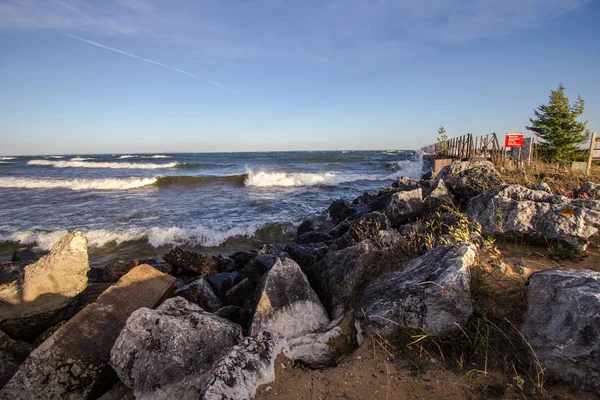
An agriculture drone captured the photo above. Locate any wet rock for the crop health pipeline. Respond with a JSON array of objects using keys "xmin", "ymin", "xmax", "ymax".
[
  {"xmin": 328, "ymin": 199, "xmax": 357, "ymax": 225},
  {"xmin": 337, "ymin": 212, "xmax": 390, "ymax": 249},
  {"xmin": 0, "ymin": 232, "xmax": 89, "ymax": 341},
  {"xmin": 297, "ymin": 220, "xmax": 315, "ymax": 238},
  {"xmin": 391, "ymin": 176, "xmax": 420, "ymax": 191},
  {"xmin": 579, "ymin": 182, "xmax": 600, "ymax": 200},
  {"xmin": 421, "ymin": 170, "xmax": 434, "ymax": 181},
  {"xmin": 0, "ymin": 350, "xmax": 19, "ymax": 389},
  {"xmin": 288, "ymin": 316, "xmax": 357, "ymax": 368},
  {"xmin": 297, "ymin": 231, "xmax": 333, "ymax": 245},
  {"xmin": 173, "ymin": 277, "xmax": 223, "ymax": 312},
  {"xmin": 434, "ymin": 161, "xmax": 504, "ymax": 206},
  {"xmin": 355, "ymin": 243, "xmax": 475, "ymax": 338},
  {"xmin": 163, "ymin": 247, "xmax": 217, "ymax": 276},
  {"xmin": 235, "ymin": 254, "xmax": 280, "ymax": 285},
  {"xmin": 98, "ymin": 258, "xmax": 158, "ymax": 282},
  {"xmin": 0, "ymin": 265, "xmax": 175, "ymax": 400},
  {"xmin": 250, "ymin": 258, "xmax": 329, "ymax": 339},
  {"xmin": 110, "ymin": 297, "xmax": 241, "ymax": 400},
  {"xmin": 467, "ymin": 185, "xmax": 600, "ymax": 251},
  {"xmin": 352, "ymin": 192, "xmax": 376, "ymax": 206},
  {"xmin": 202, "ymin": 329, "xmax": 287, "ymax": 400},
  {"xmin": 521, "ymin": 269, "xmax": 600, "ymax": 393},
  {"xmin": 367, "ymin": 188, "xmax": 423, "ymax": 226},
  {"xmin": 10, "ymin": 249, "xmax": 38, "ymax": 263},
  {"xmin": 0, "ymin": 330, "xmax": 32, "ymax": 387},
  {"xmin": 303, "ymin": 240, "xmax": 380, "ymax": 320}
]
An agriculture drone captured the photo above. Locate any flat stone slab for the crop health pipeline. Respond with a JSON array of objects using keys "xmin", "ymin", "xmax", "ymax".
[{"xmin": 0, "ymin": 264, "xmax": 175, "ymax": 400}]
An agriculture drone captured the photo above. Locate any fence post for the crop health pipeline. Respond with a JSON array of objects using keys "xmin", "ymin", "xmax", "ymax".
[{"xmin": 587, "ymin": 132, "xmax": 597, "ymax": 175}]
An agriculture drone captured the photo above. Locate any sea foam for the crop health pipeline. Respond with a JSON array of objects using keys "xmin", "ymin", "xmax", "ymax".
[
  {"xmin": 0, "ymin": 177, "xmax": 157, "ymax": 191},
  {"xmin": 27, "ymin": 159, "xmax": 179, "ymax": 169},
  {"xmin": 0, "ymin": 157, "xmax": 15, "ymax": 160}
]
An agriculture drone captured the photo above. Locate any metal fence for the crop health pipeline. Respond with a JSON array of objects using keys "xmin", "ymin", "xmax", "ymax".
[{"xmin": 421, "ymin": 133, "xmax": 503, "ymax": 165}]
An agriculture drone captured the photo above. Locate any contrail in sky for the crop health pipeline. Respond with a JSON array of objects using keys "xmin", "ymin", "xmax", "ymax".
[{"xmin": 62, "ymin": 32, "xmax": 240, "ymax": 94}]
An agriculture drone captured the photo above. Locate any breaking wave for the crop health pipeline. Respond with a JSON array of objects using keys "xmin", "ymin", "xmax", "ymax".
[
  {"xmin": 0, "ymin": 222, "xmax": 293, "ymax": 251},
  {"xmin": 0, "ymin": 177, "xmax": 158, "ymax": 191},
  {"xmin": 0, "ymin": 157, "xmax": 15, "ymax": 160},
  {"xmin": 69, "ymin": 157, "xmax": 94, "ymax": 161},
  {"xmin": 27, "ymin": 159, "xmax": 180, "ymax": 169}
]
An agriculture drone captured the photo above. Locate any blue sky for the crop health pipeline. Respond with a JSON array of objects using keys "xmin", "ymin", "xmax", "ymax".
[{"xmin": 0, "ymin": 0, "xmax": 598, "ymax": 154}]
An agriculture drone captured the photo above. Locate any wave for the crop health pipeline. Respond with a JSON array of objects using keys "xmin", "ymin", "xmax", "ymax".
[
  {"xmin": 46, "ymin": 155, "xmax": 64, "ymax": 159},
  {"xmin": 0, "ymin": 157, "xmax": 15, "ymax": 160},
  {"xmin": 0, "ymin": 177, "xmax": 157, "ymax": 191},
  {"xmin": 27, "ymin": 159, "xmax": 180, "ymax": 169},
  {"xmin": 0, "ymin": 222, "xmax": 293, "ymax": 250},
  {"xmin": 151, "ymin": 155, "xmax": 171, "ymax": 159},
  {"xmin": 69, "ymin": 157, "xmax": 94, "ymax": 161},
  {"xmin": 119, "ymin": 155, "xmax": 135, "ymax": 159},
  {"xmin": 118, "ymin": 154, "xmax": 171, "ymax": 159}
]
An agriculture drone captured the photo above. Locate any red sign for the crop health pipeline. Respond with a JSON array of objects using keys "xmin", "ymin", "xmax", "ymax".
[{"xmin": 505, "ymin": 133, "xmax": 524, "ymax": 148}]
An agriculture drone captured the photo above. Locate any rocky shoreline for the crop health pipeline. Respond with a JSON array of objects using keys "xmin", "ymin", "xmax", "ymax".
[{"xmin": 1, "ymin": 161, "xmax": 599, "ymax": 399}]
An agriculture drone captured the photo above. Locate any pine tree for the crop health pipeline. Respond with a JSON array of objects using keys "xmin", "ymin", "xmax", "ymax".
[
  {"xmin": 527, "ymin": 84, "xmax": 590, "ymax": 162},
  {"xmin": 437, "ymin": 126, "xmax": 448, "ymax": 156}
]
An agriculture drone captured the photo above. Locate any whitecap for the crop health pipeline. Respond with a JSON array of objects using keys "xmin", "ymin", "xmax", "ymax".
[
  {"xmin": 27, "ymin": 159, "xmax": 179, "ymax": 169},
  {"xmin": 0, "ymin": 177, "xmax": 157, "ymax": 190}
]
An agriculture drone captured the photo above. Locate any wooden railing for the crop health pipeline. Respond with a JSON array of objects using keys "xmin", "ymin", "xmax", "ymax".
[{"xmin": 421, "ymin": 133, "xmax": 503, "ymax": 165}]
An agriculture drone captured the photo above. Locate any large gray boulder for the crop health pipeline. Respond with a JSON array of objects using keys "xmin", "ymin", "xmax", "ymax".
[
  {"xmin": 467, "ymin": 185, "xmax": 600, "ymax": 251},
  {"xmin": 163, "ymin": 247, "xmax": 217, "ymax": 276},
  {"xmin": 434, "ymin": 161, "xmax": 504, "ymax": 206},
  {"xmin": 521, "ymin": 269, "xmax": 600, "ymax": 393},
  {"xmin": 355, "ymin": 243, "xmax": 476, "ymax": 338},
  {"xmin": 250, "ymin": 258, "xmax": 329, "ymax": 339},
  {"xmin": 302, "ymin": 240, "xmax": 380, "ymax": 320},
  {"xmin": 173, "ymin": 277, "xmax": 223, "ymax": 312},
  {"xmin": 423, "ymin": 178, "xmax": 454, "ymax": 214},
  {"xmin": 336, "ymin": 212, "xmax": 390, "ymax": 250},
  {"xmin": 367, "ymin": 188, "xmax": 423, "ymax": 226},
  {"xmin": 110, "ymin": 297, "xmax": 241, "ymax": 400},
  {"xmin": 201, "ymin": 329, "xmax": 287, "ymax": 400},
  {"xmin": 0, "ymin": 265, "xmax": 175, "ymax": 400},
  {"xmin": 0, "ymin": 232, "xmax": 89, "ymax": 341}
]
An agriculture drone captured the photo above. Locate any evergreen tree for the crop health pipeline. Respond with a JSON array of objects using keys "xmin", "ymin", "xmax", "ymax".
[
  {"xmin": 437, "ymin": 126, "xmax": 448, "ymax": 156},
  {"xmin": 527, "ymin": 84, "xmax": 589, "ymax": 162}
]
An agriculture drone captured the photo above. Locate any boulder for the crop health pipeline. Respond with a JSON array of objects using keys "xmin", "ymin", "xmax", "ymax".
[
  {"xmin": 215, "ymin": 306, "xmax": 252, "ymax": 330},
  {"xmin": 303, "ymin": 240, "xmax": 380, "ymax": 320},
  {"xmin": 297, "ymin": 231, "xmax": 333, "ymax": 245},
  {"xmin": 355, "ymin": 243, "xmax": 476, "ymax": 338},
  {"xmin": 328, "ymin": 199, "xmax": 357, "ymax": 225},
  {"xmin": 11, "ymin": 249, "xmax": 38, "ymax": 263},
  {"xmin": 209, "ymin": 272, "xmax": 238, "ymax": 293},
  {"xmin": 0, "ymin": 265, "xmax": 175, "ymax": 400},
  {"xmin": 535, "ymin": 182, "xmax": 552, "ymax": 193},
  {"xmin": 579, "ymin": 182, "xmax": 600, "ymax": 200},
  {"xmin": 99, "ymin": 258, "xmax": 157, "ymax": 282},
  {"xmin": 352, "ymin": 192, "xmax": 376, "ymax": 206},
  {"xmin": 173, "ymin": 277, "xmax": 223, "ymax": 312},
  {"xmin": 0, "ymin": 330, "xmax": 32, "ymax": 387},
  {"xmin": 296, "ymin": 220, "xmax": 315, "ymax": 238},
  {"xmin": 367, "ymin": 188, "xmax": 423, "ymax": 226},
  {"xmin": 329, "ymin": 220, "xmax": 350, "ymax": 238},
  {"xmin": 467, "ymin": 185, "xmax": 600, "ymax": 251},
  {"xmin": 423, "ymin": 178, "xmax": 454, "ymax": 214},
  {"xmin": 110, "ymin": 297, "xmax": 242, "ymax": 400},
  {"xmin": 225, "ymin": 278, "xmax": 256, "ymax": 310},
  {"xmin": 163, "ymin": 247, "xmax": 217, "ymax": 276},
  {"xmin": 391, "ymin": 176, "xmax": 420, "ymax": 191},
  {"xmin": 212, "ymin": 255, "xmax": 236, "ymax": 273},
  {"xmin": 434, "ymin": 161, "xmax": 504, "ymax": 206},
  {"xmin": 229, "ymin": 251, "xmax": 254, "ymax": 270},
  {"xmin": 0, "ymin": 232, "xmax": 89, "ymax": 341},
  {"xmin": 250, "ymin": 258, "xmax": 329, "ymax": 339},
  {"xmin": 521, "ymin": 269, "xmax": 600, "ymax": 393},
  {"xmin": 202, "ymin": 329, "xmax": 287, "ymax": 400},
  {"xmin": 336, "ymin": 212, "xmax": 390, "ymax": 249},
  {"xmin": 283, "ymin": 243, "xmax": 329, "ymax": 271},
  {"xmin": 287, "ymin": 316, "xmax": 357, "ymax": 368}
]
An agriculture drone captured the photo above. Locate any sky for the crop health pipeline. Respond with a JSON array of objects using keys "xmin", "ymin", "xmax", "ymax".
[{"xmin": 0, "ymin": 0, "xmax": 599, "ymax": 155}]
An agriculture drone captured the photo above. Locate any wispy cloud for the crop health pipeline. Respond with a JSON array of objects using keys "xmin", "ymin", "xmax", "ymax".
[
  {"xmin": 62, "ymin": 32, "xmax": 240, "ymax": 93},
  {"xmin": 0, "ymin": 0, "xmax": 594, "ymax": 64}
]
